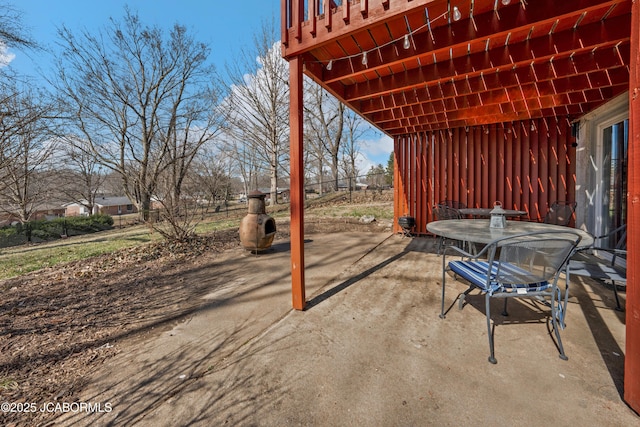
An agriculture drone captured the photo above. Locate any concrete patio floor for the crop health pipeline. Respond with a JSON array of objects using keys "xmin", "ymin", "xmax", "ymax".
[{"xmin": 57, "ymin": 231, "xmax": 637, "ymax": 426}]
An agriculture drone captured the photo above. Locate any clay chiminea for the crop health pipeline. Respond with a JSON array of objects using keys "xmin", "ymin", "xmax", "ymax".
[{"xmin": 239, "ymin": 190, "xmax": 277, "ymax": 252}]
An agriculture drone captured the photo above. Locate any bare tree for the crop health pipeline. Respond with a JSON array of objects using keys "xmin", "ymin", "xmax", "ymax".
[
  {"xmin": 190, "ymin": 143, "xmax": 235, "ymax": 209},
  {"xmin": 156, "ymin": 69, "xmax": 228, "ymax": 217},
  {"xmin": 53, "ymin": 8, "xmax": 226, "ymax": 239},
  {"xmin": 304, "ymin": 82, "xmax": 345, "ymax": 192},
  {"xmin": 225, "ymin": 20, "xmax": 289, "ymax": 205},
  {"xmin": 340, "ymin": 107, "xmax": 366, "ymax": 183},
  {"xmin": 0, "ymin": 2, "xmax": 35, "ymax": 50},
  {"xmin": 220, "ymin": 132, "xmax": 260, "ymax": 199},
  {"xmin": 366, "ymin": 164, "xmax": 386, "ymax": 188},
  {"xmin": 56, "ymin": 138, "xmax": 107, "ymax": 214},
  {"xmin": 303, "ymin": 80, "xmax": 328, "ymax": 195},
  {"xmin": 1, "ymin": 1, "xmax": 38, "ymax": 168},
  {"xmin": 0, "ymin": 1, "xmax": 37, "ymax": 91},
  {"xmin": 303, "ymin": 121, "xmax": 327, "ymax": 194},
  {"xmin": 1, "ymin": 10, "xmax": 55, "ymax": 234},
  {"xmin": 0, "ymin": 89, "xmax": 57, "ymax": 226},
  {"xmin": 0, "ymin": 87, "xmax": 21, "ymax": 175}
]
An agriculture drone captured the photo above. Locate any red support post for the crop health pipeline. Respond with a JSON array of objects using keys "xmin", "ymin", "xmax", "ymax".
[
  {"xmin": 625, "ymin": 0, "xmax": 640, "ymax": 414},
  {"xmin": 289, "ymin": 56, "xmax": 306, "ymax": 310},
  {"xmin": 393, "ymin": 138, "xmax": 401, "ymax": 233}
]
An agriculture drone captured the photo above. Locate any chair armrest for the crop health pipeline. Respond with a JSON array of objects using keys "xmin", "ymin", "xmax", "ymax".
[
  {"xmin": 573, "ymin": 246, "xmax": 626, "ymax": 268},
  {"xmin": 442, "ymin": 239, "xmax": 491, "ymax": 260},
  {"xmin": 590, "ymin": 247, "xmax": 626, "ymax": 255},
  {"xmin": 590, "ymin": 224, "xmax": 626, "ymax": 249}
]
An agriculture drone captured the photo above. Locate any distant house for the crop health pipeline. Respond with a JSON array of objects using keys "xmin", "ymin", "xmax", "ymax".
[
  {"xmin": 338, "ymin": 182, "xmax": 368, "ymax": 191},
  {"xmin": 256, "ymin": 188, "xmax": 290, "ymax": 203},
  {"xmin": 65, "ymin": 196, "xmax": 137, "ymax": 216},
  {"xmin": 0, "ymin": 203, "xmax": 66, "ymax": 226},
  {"xmin": 32, "ymin": 204, "xmax": 67, "ymax": 220}
]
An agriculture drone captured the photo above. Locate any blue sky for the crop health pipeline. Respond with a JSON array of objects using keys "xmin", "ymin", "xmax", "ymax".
[
  {"xmin": 4, "ymin": 0, "xmax": 392, "ymax": 170},
  {"xmin": 8, "ymin": 0, "xmax": 280, "ymax": 77}
]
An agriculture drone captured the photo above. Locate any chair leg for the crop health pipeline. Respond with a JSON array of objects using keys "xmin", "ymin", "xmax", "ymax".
[
  {"xmin": 554, "ymin": 287, "xmax": 566, "ymax": 330},
  {"xmin": 486, "ymin": 294, "xmax": 497, "ymax": 364},
  {"xmin": 612, "ymin": 281, "xmax": 623, "ymax": 312},
  {"xmin": 553, "ymin": 326, "xmax": 568, "ymax": 361},
  {"xmin": 551, "ymin": 293, "xmax": 568, "ymax": 361},
  {"xmin": 501, "ymin": 299, "xmax": 509, "ymax": 316},
  {"xmin": 458, "ymin": 287, "xmax": 474, "ymax": 310},
  {"xmin": 440, "ymin": 255, "xmax": 447, "ymax": 319},
  {"xmin": 560, "ymin": 272, "xmax": 570, "ymax": 329}
]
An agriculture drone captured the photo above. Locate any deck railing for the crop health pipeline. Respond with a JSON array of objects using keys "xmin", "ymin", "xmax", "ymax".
[{"xmin": 282, "ymin": 0, "xmax": 419, "ymax": 56}]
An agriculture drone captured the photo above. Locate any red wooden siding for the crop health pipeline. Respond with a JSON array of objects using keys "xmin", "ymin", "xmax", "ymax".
[
  {"xmin": 393, "ymin": 117, "xmax": 576, "ymax": 234},
  {"xmin": 625, "ymin": 0, "xmax": 640, "ymax": 411}
]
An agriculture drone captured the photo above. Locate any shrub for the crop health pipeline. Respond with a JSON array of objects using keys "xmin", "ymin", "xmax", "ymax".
[
  {"xmin": 0, "ymin": 215, "xmax": 115, "ymax": 247},
  {"xmin": 60, "ymin": 214, "xmax": 114, "ymax": 234}
]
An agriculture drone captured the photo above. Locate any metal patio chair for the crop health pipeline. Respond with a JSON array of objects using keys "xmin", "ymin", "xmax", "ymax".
[
  {"xmin": 439, "ymin": 230, "xmax": 582, "ymax": 364},
  {"xmin": 568, "ymin": 224, "xmax": 627, "ymax": 311},
  {"xmin": 543, "ymin": 201, "xmax": 577, "ymax": 226},
  {"xmin": 439, "ymin": 200, "xmax": 467, "ymax": 210},
  {"xmin": 432, "ymin": 204, "xmax": 464, "ymax": 254}
]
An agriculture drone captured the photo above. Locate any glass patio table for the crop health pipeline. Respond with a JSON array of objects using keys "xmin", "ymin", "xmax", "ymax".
[{"xmin": 427, "ymin": 219, "xmax": 594, "ymax": 249}]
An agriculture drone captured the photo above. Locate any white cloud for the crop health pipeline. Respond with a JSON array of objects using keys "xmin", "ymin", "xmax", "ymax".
[
  {"xmin": 0, "ymin": 41, "xmax": 15, "ymax": 67},
  {"xmin": 357, "ymin": 133, "xmax": 393, "ymax": 174},
  {"xmin": 363, "ymin": 133, "xmax": 394, "ymax": 157}
]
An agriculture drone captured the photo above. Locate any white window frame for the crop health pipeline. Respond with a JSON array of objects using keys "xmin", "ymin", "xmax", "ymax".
[{"xmin": 594, "ymin": 111, "xmax": 628, "ymax": 239}]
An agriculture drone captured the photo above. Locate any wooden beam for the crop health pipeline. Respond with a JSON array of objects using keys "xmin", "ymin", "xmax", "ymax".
[
  {"xmin": 355, "ymin": 45, "xmax": 629, "ymax": 117},
  {"xmin": 342, "ymin": 23, "xmax": 630, "ymax": 103},
  {"xmin": 283, "ymin": 0, "xmax": 436, "ymax": 58},
  {"xmin": 289, "ymin": 56, "xmax": 306, "ymax": 310},
  {"xmin": 362, "ymin": 66, "xmax": 628, "ymax": 126},
  {"xmin": 322, "ymin": 2, "xmax": 630, "ymax": 85},
  {"xmin": 376, "ymin": 89, "xmax": 628, "ymax": 134},
  {"xmin": 625, "ymin": 0, "xmax": 640, "ymax": 414},
  {"xmin": 363, "ymin": 44, "xmax": 628, "ymax": 113},
  {"xmin": 370, "ymin": 77, "xmax": 627, "ymax": 124}
]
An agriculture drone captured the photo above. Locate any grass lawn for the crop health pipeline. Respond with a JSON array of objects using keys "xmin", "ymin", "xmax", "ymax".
[
  {"xmin": 0, "ymin": 192, "xmax": 393, "ymax": 281},
  {"xmin": 0, "ymin": 218, "xmax": 243, "ymax": 281}
]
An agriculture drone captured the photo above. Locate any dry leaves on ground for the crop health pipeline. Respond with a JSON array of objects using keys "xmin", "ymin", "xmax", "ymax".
[{"xmin": 0, "ymin": 216, "xmax": 391, "ymax": 426}]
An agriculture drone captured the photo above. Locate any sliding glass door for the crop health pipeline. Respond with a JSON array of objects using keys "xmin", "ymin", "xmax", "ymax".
[{"xmin": 599, "ymin": 118, "xmax": 628, "ymax": 247}]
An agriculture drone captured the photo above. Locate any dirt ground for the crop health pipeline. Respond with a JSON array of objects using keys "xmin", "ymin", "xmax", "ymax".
[{"xmin": 0, "ymin": 197, "xmax": 393, "ymax": 427}]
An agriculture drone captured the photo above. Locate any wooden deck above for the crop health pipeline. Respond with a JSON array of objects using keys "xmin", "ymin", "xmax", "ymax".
[{"xmin": 282, "ymin": 0, "xmax": 632, "ymax": 134}]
